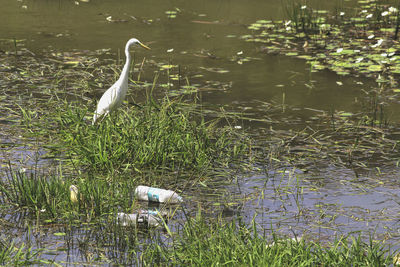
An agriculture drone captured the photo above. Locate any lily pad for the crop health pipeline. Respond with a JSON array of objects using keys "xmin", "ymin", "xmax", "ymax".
[{"xmin": 367, "ymin": 64, "xmax": 383, "ymax": 72}]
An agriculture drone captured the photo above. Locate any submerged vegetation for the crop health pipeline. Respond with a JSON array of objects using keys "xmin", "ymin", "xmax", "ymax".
[{"xmin": 262, "ymin": 98, "xmax": 399, "ymax": 173}]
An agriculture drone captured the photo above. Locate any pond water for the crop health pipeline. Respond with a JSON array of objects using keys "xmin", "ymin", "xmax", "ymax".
[
  {"xmin": 3, "ymin": 0, "xmax": 381, "ymax": 115},
  {"xmin": 2, "ymin": 0, "xmax": 400, "ymax": 263}
]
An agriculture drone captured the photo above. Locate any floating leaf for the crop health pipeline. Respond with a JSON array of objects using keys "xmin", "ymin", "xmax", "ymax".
[
  {"xmin": 165, "ymin": 10, "xmax": 177, "ymax": 18},
  {"xmin": 256, "ymin": 19, "xmax": 271, "ymax": 24},
  {"xmin": 297, "ymin": 55, "xmax": 312, "ymax": 60},
  {"xmin": 54, "ymin": 232, "xmax": 66, "ymax": 236},
  {"xmin": 161, "ymin": 64, "xmax": 177, "ymax": 70},
  {"xmin": 380, "ymin": 28, "xmax": 395, "ymax": 32},
  {"xmin": 367, "ymin": 64, "xmax": 382, "ymax": 72},
  {"xmin": 339, "ymin": 112, "xmax": 353, "ymax": 117},
  {"xmin": 65, "ymin": 61, "xmax": 80, "ymax": 65}
]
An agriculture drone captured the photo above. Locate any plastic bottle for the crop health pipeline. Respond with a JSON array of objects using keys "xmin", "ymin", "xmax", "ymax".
[
  {"xmin": 117, "ymin": 211, "xmax": 162, "ymax": 227},
  {"xmin": 134, "ymin": 186, "xmax": 183, "ymax": 203}
]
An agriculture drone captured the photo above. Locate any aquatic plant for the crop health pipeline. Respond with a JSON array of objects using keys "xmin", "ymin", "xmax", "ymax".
[
  {"xmin": 0, "ymin": 164, "xmax": 140, "ymax": 220},
  {"xmin": 0, "ymin": 166, "xmax": 68, "ymax": 218},
  {"xmin": 54, "ymin": 94, "xmax": 249, "ymax": 176},
  {"xmin": 140, "ymin": 215, "xmax": 393, "ymax": 266},
  {"xmin": 0, "ymin": 239, "xmax": 43, "ymax": 266},
  {"xmin": 246, "ymin": 1, "xmax": 400, "ymax": 83},
  {"xmin": 282, "ymin": 0, "xmax": 322, "ymax": 35}
]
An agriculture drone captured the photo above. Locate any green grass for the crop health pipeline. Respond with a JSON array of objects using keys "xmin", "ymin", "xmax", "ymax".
[
  {"xmin": 0, "ymin": 92, "xmax": 251, "ymax": 219},
  {"xmin": 0, "ymin": 165, "xmax": 142, "ymax": 220},
  {"xmin": 52, "ymin": 94, "xmax": 249, "ymax": 176},
  {"xmin": 141, "ymin": 216, "xmax": 394, "ymax": 266},
  {"xmin": 0, "ymin": 193, "xmax": 395, "ymax": 266},
  {"xmin": 0, "ymin": 238, "xmax": 42, "ymax": 266},
  {"xmin": 0, "ymin": 166, "xmax": 69, "ymax": 218}
]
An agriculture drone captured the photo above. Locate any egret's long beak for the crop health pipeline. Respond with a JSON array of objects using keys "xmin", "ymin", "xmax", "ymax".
[{"xmin": 139, "ymin": 42, "xmax": 151, "ymax": 50}]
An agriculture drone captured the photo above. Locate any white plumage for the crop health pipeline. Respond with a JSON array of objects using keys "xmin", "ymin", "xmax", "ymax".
[{"xmin": 92, "ymin": 38, "xmax": 150, "ymax": 124}]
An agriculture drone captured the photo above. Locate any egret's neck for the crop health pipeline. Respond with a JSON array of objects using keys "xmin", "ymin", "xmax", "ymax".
[{"xmin": 118, "ymin": 46, "xmax": 132, "ymax": 85}]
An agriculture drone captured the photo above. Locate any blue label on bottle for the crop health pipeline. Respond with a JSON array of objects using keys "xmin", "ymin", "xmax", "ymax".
[{"xmin": 147, "ymin": 187, "xmax": 159, "ymax": 202}]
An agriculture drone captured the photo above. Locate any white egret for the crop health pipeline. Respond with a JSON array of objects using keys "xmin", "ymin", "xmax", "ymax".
[{"xmin": 92, "ymin": 38, "xmax": 150, "ymax": 124}]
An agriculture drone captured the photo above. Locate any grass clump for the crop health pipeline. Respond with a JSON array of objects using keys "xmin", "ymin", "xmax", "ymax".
[
  {"xmin": 282, "ymin": 0, "xmax": 322, "ymax": 35},
  {"xmin": 142, "ymin": 216, "xmax": 393, "ymax": 266},
  {"xmin": 0, "ymin": 239, "xmax": 43, "ymax": 266},
  {"xmin": 0, "ymin": 166, "xmax": 69, "ymax": 218},
  {"xmin": 55, "ymin": 95, "xmax": 249, "ymax": 175},
  {"xmin": 0, "ymin": 165, "xmax": 140, "ymax": 220}
]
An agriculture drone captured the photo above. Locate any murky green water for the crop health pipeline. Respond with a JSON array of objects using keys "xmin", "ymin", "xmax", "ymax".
[
  {"xmin": 2, "ymin": 0, "xmax": 400, "ymax": 264},
  {"xmin": 2, "ymin": 0, "xmax": 380, "ymax": 114}
]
